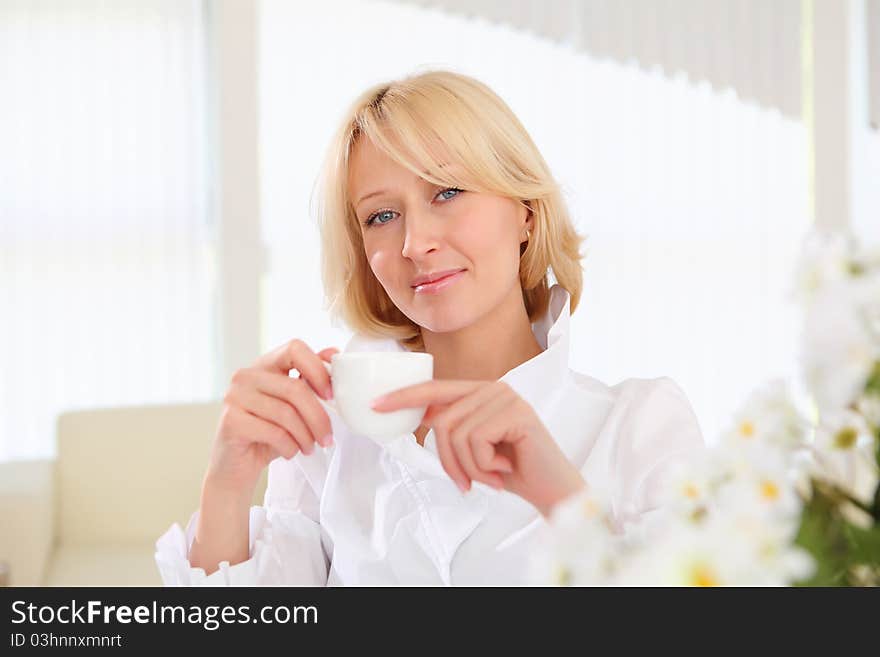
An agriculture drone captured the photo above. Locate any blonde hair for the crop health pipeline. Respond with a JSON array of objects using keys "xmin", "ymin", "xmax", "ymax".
[{"xmin": 313, "ymin": 69, "xmax": 586, "ymax": 351}]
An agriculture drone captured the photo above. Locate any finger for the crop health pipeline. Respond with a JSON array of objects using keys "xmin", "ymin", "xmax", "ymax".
[
  {"xmin": 441, "ymin": 386, "xmax": 515, "ymax": 488},
  {"xmin": 488, "ymin": 453, "xmax": 514, "ymax": 473},
  {"xmin": 451, "ymin": 430, "xmax": 503, "ymax": 490},
  {"xmin": 256, "ymin": 442, "xmax": 284, "ymax": 464},
  {"xmin": 464, "ymin": 400, "xmax": 533, "ymax": 457},
  {"xmin": 249, "ymin": 370, "xmax": 334, "ymax": 447},
  {"xmin": 371, "ymin": 379, "xmax": 481, "ymax": 412},
  {"xmin": 256, "ymin": 339, "xmax": 334, "ymax": 401},
  {"xmin": 448, "ymin": 404, "xmax": 507, "ymax": 491},
  {"xmin": 458, "ymin": 400, "xmax": 526, "ymax": 481},
  {"xmin": 429, "ymin": 384, "xmax": 508, "ymax": 490},
  {"xmin": 429, "ymin": 388, "xmax": 497, "ymax": 493},
  {"xmin": 421, "ymin": 402, "xmax": 451, "ymax": 427},
  {"xmin": 234, "ymin": 385, "xmax": 317, "ymax": 455},
  {"xmin": 318, "ymin": 347, "xmax": 339, "ymax": 363},
  {"xmin": 232, "ymin": 406, "xmax": 301, "ymax": 460},
  {"xmin": 460, "ymin": 394, "xmax": 518, "ymax": 473},
  {"xmin": 424, "ymin": 381, "xmax": 496, "ymax": 429},
  {"xmin": 434, "ymin": 425, "xmax": 470, "ymax": 493},
  {"xmin": 317, "ymin": 348, "xmax": 340, "ymax": 400}
]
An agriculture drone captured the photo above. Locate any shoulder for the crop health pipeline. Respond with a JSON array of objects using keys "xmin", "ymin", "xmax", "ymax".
[
  {"xmin": 570, "ymin": 372, "xmax": 705, "ymax": 450},
  {"xmin": 569, "ymin": 372, "xmax": 696, "ymax": 417},
  {"xmin": 610, "ymin": 376, "xmax": 696, "ymax": 412},
  {"xmin": 611, "ymin": 376, "xmax": 705, "ymax": 452}
]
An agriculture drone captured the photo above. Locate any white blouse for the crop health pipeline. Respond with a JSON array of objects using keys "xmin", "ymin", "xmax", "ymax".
[{"xmin": 155, "ymin": 284, "xmax": 705, "ymax": 586}]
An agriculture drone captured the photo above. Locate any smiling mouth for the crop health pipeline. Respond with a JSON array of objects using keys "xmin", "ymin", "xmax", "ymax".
[{"xmin": 411, "ymin": 269, "xmax": 466, "ymax": 294}]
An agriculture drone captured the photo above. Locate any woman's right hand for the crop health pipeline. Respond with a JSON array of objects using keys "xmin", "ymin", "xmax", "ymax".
[{"xmin": 203, "ymin": 339, "xmax": 339, "ymax": 500}]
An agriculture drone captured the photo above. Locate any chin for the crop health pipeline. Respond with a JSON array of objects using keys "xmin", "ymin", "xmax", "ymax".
[
  {"xmin": 386, "ymin": 280, "xmax": 482, "ymax": 333},
  {"xmin": 405, "ymin": 304, "xmax": 474, "ymax": 334},
  {"xmin": 419, "ymin": 315, "xmax": 474, "ymax": 334}
]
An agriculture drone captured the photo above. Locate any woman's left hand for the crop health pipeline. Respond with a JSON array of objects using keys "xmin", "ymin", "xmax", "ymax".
[{"xmin": 371, "ymin": 380, "xmax": 586, "ymax": 516}]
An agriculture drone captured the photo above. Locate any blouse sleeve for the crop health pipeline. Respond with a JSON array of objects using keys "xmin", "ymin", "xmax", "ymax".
[
  {"xmin": 154, "ymin": 455, "xmax": 329, "ymax": 586},
  {"xmin": 604, "ymin": 377, "xmax": 706, "ymax": 531}
]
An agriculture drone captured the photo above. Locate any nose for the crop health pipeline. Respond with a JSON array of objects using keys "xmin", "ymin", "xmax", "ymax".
[{"xmin": 400, "ymin": 211, "xmax": 440, "ymax": 260}]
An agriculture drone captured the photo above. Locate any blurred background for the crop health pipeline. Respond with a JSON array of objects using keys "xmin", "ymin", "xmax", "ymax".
[{"xmin": 1, "ymin": 0, "xmax": 878, "ymax": 585}]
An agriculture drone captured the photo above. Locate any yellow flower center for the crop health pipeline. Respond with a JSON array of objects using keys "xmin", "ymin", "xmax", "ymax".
[
  {"xmin": 739, "ymin": 420, "xmax": 756, "ymax": 438},
  {"xmin": 833, "ymin": 427, "xmax": 858, "ymax": 449},
  {"xmin": 847, "ymin": 261, "xmax": 865, "ymax": 276},
  {"xmin": 689, "ymin": 506, "xmax": 708, "ymax": 524},
  {"xmin": 688, "ymin": 562, "xmax": 720, "ymax": 587},
  {"xmin": 760, "ymin": 480, "xmax": 780, "ymax": 501},
  {"xmin": 683, "ymin": 483, "xmax": 700, "ymax": 499},
  {"xmin": 556, "ymin": 565, "xmax": 573, "ymax": 587}
]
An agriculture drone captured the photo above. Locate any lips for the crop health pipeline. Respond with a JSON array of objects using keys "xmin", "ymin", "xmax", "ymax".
[{"xmin": 410, "ymin": 268, "xmax": 466, "ymax": 288}]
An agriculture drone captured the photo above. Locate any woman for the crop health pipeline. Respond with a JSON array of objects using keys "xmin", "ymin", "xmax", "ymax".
[{"xmin": 155, "ymin": 70, "xmax": 704, "ymax": 585}]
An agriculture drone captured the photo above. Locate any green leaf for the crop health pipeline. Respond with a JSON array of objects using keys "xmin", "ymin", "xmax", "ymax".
[
  {"xmin": 793, "ymin": 485, "xmax": 852, "ymax": 586},
  {"xmin": 843, "ymin": 523, "xmax": 880, "ymax": 565},
  {"xmin": 793, "ymin": 480, "xmax": 880, "ymax": 585},
  {"xmin": 865, "ymin": 360, "xmax": 880, "ymax": 396}
]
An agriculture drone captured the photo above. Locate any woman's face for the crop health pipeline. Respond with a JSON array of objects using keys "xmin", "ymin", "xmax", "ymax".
[{"xmin": 348, "ymin": 137, "xmax": 532, "ymax": 334}]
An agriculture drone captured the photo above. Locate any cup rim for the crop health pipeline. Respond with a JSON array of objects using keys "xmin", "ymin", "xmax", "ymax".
[{"xmin": 331, "ymin": 351, "xmax": 433, "ymax": 361}]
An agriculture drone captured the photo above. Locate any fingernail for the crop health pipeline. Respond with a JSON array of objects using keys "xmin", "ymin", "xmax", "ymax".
[
  {"xmin": 319, "ymin": 433, "xmax": 334, "ymax": 447},
  {"xmin": 370, "ymin": 395, "xmax": 387, "ymax": 410},
  {"xmin": 324, "ymin": 385, "xmax": 333, "ymax": 400}
]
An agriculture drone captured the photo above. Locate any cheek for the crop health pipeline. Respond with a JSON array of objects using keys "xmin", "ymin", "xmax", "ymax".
[
  {"xmin": 365, "ymin": 244, "xmax": 398, "ymax": 285},
  {"xmin": 452, "ymin": 211, "xmax": 514, "ymax": 262}
]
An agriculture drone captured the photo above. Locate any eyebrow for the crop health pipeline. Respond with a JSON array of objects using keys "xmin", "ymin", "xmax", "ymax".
[
  {"xmin": 354, "ymin": 164, "xmax": 453, "ymax": 210},
  {"xmin": 354, "ymin": 189, "xmax": 389, "ymax": 209}
]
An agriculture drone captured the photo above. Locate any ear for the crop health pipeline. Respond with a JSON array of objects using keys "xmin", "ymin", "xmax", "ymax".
[{"xmin": 520, "ymin": 201, "xmax": 533, "ymax": 242}]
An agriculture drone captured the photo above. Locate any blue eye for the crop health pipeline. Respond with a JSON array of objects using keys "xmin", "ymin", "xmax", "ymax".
[
  {"xmin": 437, "ymin": 187, "xmax": 461, "ymax": 201},
  {"xmin": 365, "ymin": 209, "xmax": 397, "ymax": 226},
  {"xmin": 364, "ymin": 188, "xmax": 463, "ymax": 227}
]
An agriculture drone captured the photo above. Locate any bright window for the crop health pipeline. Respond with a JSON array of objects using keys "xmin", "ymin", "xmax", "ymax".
[{"xmin": 0, "ymin": 0, "xmax": 217, "ymax": 461}]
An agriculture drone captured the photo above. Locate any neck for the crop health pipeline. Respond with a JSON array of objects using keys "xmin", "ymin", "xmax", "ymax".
[{"xmin": 421, "ymin": 284, "xmax": 544, "ymax": 381}]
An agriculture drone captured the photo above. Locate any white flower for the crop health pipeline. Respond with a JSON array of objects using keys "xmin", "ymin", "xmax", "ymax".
[
  {"xmin": 548, "ymin": 485, "xmax": 617, "ymax": 536},
  {"xmin": 529, "ymin": 487, "xmax": 624, "ymax": 586},
  {"xmin": 614, "ymin": 515, "xmax": 813, "ymax": 586},
  {"xmin": 714, "ymin": 444, "xmax": 805, "ymax": 527},
  {"xmin": 850, "ymin": 240, "xmax": 880, "ymax": 272},
  {"xmin": 727, "ymin": 516, "xmax": 815, "ymax": 585},
  {"xmin": 800, "ymin": 288, "xmax": 878, "ymax": 412},
  {"xmin": 720, "ymin": 379, "xmax": 810, "ymax": 449},
  {"xmin": 793, "ymin": 231, "xmax": 880, "ymax": 412},
  {"xmin": 811, "ymin": 408, "xmax": 880, "ymax": 505},
  {"xmin": 535, "ymin": 443, "xmax": 815, "ymax": 586},
  {"xmin": 847, "ymin": 269, "xmax": 880, "ymax": 342},
  {"xmin": 613, "ymin": 524, "xmax": 746, "ymax": 586},
  {"xmin": 659, "ymin": 451, "xmax": 715, "ymax": 522},
  {"xmin": 791, "ymin": 231, "xmax": 858, "ymax": 303},
  {"xmin": 856, "ymin": 393, "xmax": 880, "ymax": 429}
]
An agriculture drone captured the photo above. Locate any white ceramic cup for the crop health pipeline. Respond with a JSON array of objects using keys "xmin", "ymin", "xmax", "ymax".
[{"xmin": 320, "ymin": 351, "xmax": 434, "ymax": 444}]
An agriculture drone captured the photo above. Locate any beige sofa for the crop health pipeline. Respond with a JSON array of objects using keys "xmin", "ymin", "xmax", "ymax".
[{"xmin": 0, "ymin": 402, "xmax": 267, "ymax": 586}]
